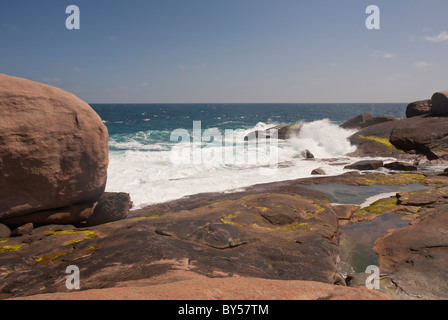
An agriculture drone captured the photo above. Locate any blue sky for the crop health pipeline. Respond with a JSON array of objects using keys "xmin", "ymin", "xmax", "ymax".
[{"xmin": 1, "ymin": 0, "xmax": 448, "ymax": 103}]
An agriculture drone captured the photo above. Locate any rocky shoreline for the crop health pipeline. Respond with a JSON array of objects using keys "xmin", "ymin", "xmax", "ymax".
[
  {"xmin": 1, "ymin": 74, "xmax": 448, "ymax": 300},
  {"xmin": 2, "ymin": 171, "xmax": 448, "ymax": 300}
]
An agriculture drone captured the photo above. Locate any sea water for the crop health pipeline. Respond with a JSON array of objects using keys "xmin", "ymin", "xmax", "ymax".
[{"xmin": 92, "ymin": 103, "xmax": 406, "ymax": 209}]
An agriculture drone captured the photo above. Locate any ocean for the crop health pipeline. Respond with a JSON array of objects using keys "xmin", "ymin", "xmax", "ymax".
[{"xmin": 92, "ymin": 103, "xmax": 407, "ymax": 210}]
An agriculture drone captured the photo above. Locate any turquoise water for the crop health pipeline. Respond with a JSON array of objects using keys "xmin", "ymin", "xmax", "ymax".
[
  {"xmin": 90, "ymin": 103, "xmax": 408, "ymax": 208},
  {"xmin": 92, "ymin": 103, "xmax": 406, "ymax": 150}
]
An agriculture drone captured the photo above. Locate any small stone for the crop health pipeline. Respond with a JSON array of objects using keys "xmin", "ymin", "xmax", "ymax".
[
  {"xmin": 311, "ymin": 168, "xmax": 326, "ymax": 175},
  {"xmin": 11, "ymin": 223, "xmax": 34, "ymax": 237},
  {"xmin": 302, "ymin": 150, "xmax": 315, "ymax": 159},
  {"xmin": 0, "ymin": 223, "xmax": 11, "ymax": 238}
]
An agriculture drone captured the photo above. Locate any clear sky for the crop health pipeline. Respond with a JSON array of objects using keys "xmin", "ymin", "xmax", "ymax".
[{"xmin": 1, "ymin": 0, "xmax": 448, "ymax": 103}]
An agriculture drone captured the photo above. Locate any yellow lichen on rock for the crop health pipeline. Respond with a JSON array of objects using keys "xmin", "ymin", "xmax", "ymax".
[
  {"xmin": 34, "ymin": 250, "xmax": 73, "ymax": 265},
  {"xmin": 356, "ymin": 173, "xmax": 425, "ymax": 186},
  {"xmin": 46, "ymin": 229, "xmax": 100, "ymax": 239},
  {"xmin": 276, "ymin": 223, "xmax": 310, "ymax": 232},
  {"xmin": 358, "ymin": 135, "xmax": 403, "ymax": 153},
  {"xmin": 0, "ymin": 244, "xmax": 25, "ymax": 253},
  {"xmin": 221, "ymin": 214, "xmax": 242, "ymax": 227},
  {"xmin": 363, "ymin": 197, "xmax": 398, "ymax": 214}
]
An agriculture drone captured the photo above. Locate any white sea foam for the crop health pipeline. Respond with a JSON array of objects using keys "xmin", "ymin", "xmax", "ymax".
[
  {"xmin": 105, "ymin": 119, "xmax": 380, "ymax": 209},
  {"xmin": 291, "ymin": 119, "xmax": 357, "ymax": 158},
  {"xmin": 109, "ymin": 140, "xmax": 171, "ymax": 151}
]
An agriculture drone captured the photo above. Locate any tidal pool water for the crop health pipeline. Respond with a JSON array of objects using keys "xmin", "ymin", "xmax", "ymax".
[
  {"xmin": 338, "ymin": 213, "xmax": 410, "ymax": 274},
  {"xmin": 296, "ymin": 183, "xmax": 431, "ymax": 205},
  {"xmin": 297, "ymin": 183, "xmax": 432, "ymax": 276}
]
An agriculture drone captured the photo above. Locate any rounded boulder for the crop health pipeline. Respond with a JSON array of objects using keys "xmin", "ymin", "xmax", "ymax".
[
  {"xmin": 0, "ymin": 74, "xmax": 109, "ymax": 224},
  {"xmin": 431, "ymin": 91, "xmax": 448, "ymax": 116},
  {"xmin": 406, "ymin": 99, "xmax": 432, "ymax": 118}
]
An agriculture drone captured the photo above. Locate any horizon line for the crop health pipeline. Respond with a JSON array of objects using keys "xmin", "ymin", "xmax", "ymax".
[{"xmin": 88, "ymin": 102, "xmax": 409, "ymax": 105}]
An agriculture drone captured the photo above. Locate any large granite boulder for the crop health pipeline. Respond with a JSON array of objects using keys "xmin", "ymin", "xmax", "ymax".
[
  {"xmin": 389, "ymin": 116, "xmax": 448, "ymax": 160},
  {"xmin": 431, "ymin": 91, "xmax": 448, "ymax": 116},
  {"xmin": 348, "ymin": 120, "xmax": 404, "ymax": 158},
  {"xmin": 348, "ymin": 114, "xmax": 448, "ymax": 160},
  {"xmin": 0, "ymin": 74, "xmax": 109, "ymax": 226},
  {"xmin": 406, "ymin": 99, "xmax": 432, "ymax": 118}
]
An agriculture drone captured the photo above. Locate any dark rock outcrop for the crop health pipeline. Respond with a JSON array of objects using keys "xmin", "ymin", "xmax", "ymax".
[
  {"xmin": 406, "ymin": 100, "xmax": 432, "ymax": 118},
  {"xmin": 84, "ymin": 192, "xmax": 131, "ymax": 227},
  {"xmin": 344, "ymin": 160, "xmax": 384, "ymax": 171},
  {"xmin": 11, "ymin": 223, "xmax": 33, "ymax": 237},
  {"xmin": 348, "ymin": 114, "xmax": 448, "ymax": 161},
  {"xmin": 389, "ymin": 116, "xmax": 448, "ymax": 160},
  {"xmin": 348, "ymin": 120, "xmax": 405, "ymax": 158},
  {"xmin": 0, "ymin": 201, "xmax": 98, "ymax": 228},
  {"xmin": 0, "ymin": 74, "xmax": 109, "ymax": 226},
  {"xmin": 341, "ymin": 114, "xmax": 374, "ymax": 129},
  {"xmin": 311, "ymin": 168, "xmax": 326, "ymax": 175},
  {"xmin": 245, "ymin": 123, "xmax": 302, "ymax": 140},
  {"xmin": 431, "ymin": 91, "xmax": 448, "ymax": 116},
  {"xmin": 341, "ymin": 113, "xmax": 396, "ymax": 130},
  {"xmin": 302, "ymin": 149, "xmax": 315, "ymax": 159},
  {"xmin": 384, "ymin": 162, "xmax": 418, "ymax": 172}
]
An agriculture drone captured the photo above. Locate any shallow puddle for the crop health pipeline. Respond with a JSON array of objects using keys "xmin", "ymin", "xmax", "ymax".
[
  {"xmin": 297, "ymin": 183, "xmax": 431, "ymax": 205},
  {"xmin": 338, "ymin": 213, "xmax": 410, "ymax": 275}
]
